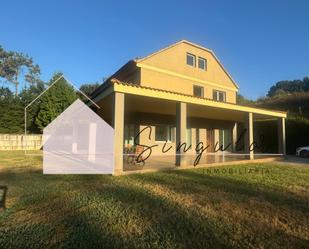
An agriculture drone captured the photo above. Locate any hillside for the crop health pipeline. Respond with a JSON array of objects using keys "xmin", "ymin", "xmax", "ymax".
[{"xmin": 254, "ymin": 92, "xmax": 309, "ymax": 119}]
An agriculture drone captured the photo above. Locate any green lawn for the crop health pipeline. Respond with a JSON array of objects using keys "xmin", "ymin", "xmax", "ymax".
[{"xmin": 0, "ymin": 152, "xmax": 308, "ymax": 249}]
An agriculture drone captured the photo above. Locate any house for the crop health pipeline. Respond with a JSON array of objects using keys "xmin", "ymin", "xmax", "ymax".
[{"xmin": 90, "ymin": 40, "xmax": 287, "ymax": 175}]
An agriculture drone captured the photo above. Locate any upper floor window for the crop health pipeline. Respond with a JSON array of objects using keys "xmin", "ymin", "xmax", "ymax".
[
  {"xmin": 198, "ymin": 57, "xmax": 207, "ymax": 70},
  {"xmin": 213, "ymin": 90, "xmax": 226, "ymax": 102},
  {"xmin": 193, "ymin": 85, "xmax": 204, "ymax": 98},
  {"xmin": 186, "ymin": 53, "xmax": 196, "ymax": 67}
]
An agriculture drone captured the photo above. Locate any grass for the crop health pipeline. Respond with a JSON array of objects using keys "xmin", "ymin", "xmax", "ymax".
[{"xmin": 0, "ymin": 151, "xmax": 308, "ymax": 249}]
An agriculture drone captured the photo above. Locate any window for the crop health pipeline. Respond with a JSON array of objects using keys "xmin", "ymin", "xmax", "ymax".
[
  {"xmin": 193, "ymin": 85, "xmax": 204, "ymax": 98},
  {"xmin": 155, "ymin": 125, "xmax": 173, "ymax": 142},
  {"xmin": 124, "ymin": 124, "xmax": 138, "ymax": 146},
  {"xmin": 213, "ymin": 90, "xmax": 226, "ymax": 102},
  {"xmin": 219, "ymin": 129, "xmax": 232, "ymax": 152},
  {"xmin": 198, "ymin": 57, "xmax": 207, "ymax": 70},
  {"xmin": 186, "ymin": 53, "xmax": 196, "ymax": 67}
]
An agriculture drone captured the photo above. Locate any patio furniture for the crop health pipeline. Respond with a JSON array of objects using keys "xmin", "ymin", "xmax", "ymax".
[{"xmin": 126, "ymin": 145, "xmax": 146, "ymax": 166}]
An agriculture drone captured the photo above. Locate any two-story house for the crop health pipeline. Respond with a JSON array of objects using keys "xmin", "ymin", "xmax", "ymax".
[{"xmin": 90, "ymin": 40, "xmax": 287, "ymax": 175}]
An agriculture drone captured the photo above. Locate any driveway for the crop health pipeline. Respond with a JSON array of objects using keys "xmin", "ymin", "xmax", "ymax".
[{"xmin": 280, "ymin": 155, "xmax": 309, "ymax": 166}]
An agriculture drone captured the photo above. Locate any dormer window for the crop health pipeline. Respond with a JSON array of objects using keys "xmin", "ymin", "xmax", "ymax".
[
  {"xmin": 186, "ymin": 53, "xmax": 196, "ymax": 67},
  {"xmin": 198, "ymin": 57, "xmax": 207, "ymax": 70}
]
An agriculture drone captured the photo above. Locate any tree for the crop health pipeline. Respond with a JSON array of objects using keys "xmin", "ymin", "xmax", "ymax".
[
  {"xmin": 35, "ymin": 73, "xmax": 77, "ymax": 132},
  {"xmin": 79, "ymin": 83, "xmax": 100, "ymax": 96},
  {"xmin": 78, "ymin": 82, "xmax": 100, "ymax": 102},
  {"xmin": 0, "ymin": 87, "xmax": 24, "ymax": 133},
  {"xmin": 20, "ymin": 81, "xmax": 46, "ymax": 133},
  {"xmin": 267, "ymin": 77, "xmax": 309, "ymax": 97},
  {"xmin": 0, "ymin": 45, "xmax": 41, "ymax": 95},
  {"xmin": 236, "ymin": 93, "xmax": 254, "ymax": 106}
]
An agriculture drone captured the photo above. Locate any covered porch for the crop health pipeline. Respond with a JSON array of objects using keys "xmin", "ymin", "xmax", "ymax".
[{"xmin": 94, "ymin": 82, "xmax": 287, "ymax": 175}]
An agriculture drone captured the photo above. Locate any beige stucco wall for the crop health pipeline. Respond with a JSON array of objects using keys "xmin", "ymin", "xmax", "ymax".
[
  {"xmin": 140, "ymin": 67, "xmax": 236, "ymax": 103},
  {"xmin": 138, "ymin": 125, "xmax": 197, "ymax": 156},
  {"xmin": 135, "ymin": 125, "xmax": 234, "ymax": 156},
  {"xmin": 125, "ymin": 113, "xmax": 235, "ymax": 156},
  {"xmin": 138, "ymin": 41, "xmax": 237, "ymax": 103}
]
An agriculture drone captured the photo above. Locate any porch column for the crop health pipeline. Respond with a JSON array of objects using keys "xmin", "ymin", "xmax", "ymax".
[
  {"xmin": 232, "ymin": 122, "xmax": 237, "ymax": 152},
  {"xmin": 244, "ymin": 112, "xmax": 254, "ymax": 160},
  {"xmin": 278, "ymin": 117, "xmax": 286, "ymax": 155},
  {"xmin": 176, "ymin": 102, "xmax": 187, "ymax": 166},
  {"xmin": 214, "ymin": 129, "xmax": 220, "ymax": 151},
  {"xmin": 191, "ymin": 128, "xmax": 197, "ymax": 150},
  {"xmin": 112, "ymin": 92, "xmax": 125, "ymax": 175},
  {"xmin": 198, "ymin": 129, "xmax": 207, "ymax": 147}
]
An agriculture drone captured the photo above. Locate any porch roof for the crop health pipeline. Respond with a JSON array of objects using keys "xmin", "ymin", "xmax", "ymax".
[{"xmin": 93, "ymin": 78, "xmax": 287, "ymax": 119}]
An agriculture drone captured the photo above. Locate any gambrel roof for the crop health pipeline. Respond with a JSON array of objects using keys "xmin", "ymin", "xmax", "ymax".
[{"xmin": 136, "ymin": 40, "xmax": 239, "ymax": 89}]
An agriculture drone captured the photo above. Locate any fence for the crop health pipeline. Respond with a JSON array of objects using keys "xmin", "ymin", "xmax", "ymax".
[{"xmin": 0, "ymin": 134, "xmax": 42, "ymax": 150}]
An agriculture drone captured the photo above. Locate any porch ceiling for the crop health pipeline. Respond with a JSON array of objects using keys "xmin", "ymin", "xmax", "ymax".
[
  {"xmin": 93, "ymin": 82, "xmax": 286, "ymax": 122},
  {"xmin": 125, "ymin": 94, "xmax": 272, "ymax": 122},
  {"xmin": 112, "ymin": 81, "xmax": 287, "ymax": 119}
]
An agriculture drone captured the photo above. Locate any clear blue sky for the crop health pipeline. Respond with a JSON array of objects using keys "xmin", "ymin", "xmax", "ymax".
[{"xmin": 1, "ymin": 0, "xmax": 308, "ymax": 99}]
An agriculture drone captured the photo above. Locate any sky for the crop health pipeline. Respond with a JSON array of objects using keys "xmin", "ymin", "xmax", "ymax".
[{"xmin": 1, "ymin": 0, "xmax": 308, "ymax": 100}]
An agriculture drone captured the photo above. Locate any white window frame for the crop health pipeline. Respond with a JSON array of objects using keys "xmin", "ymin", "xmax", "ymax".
[
  {"xmin": 186, "ymin": 53, "xmax": 196, "ymax": 67},
  {"xmin": 213, "ymin": 90, "xmax": 226, "ymax": 102},
  {"xmin": 198, "ymin": 57, "xmax": 207, "ymax": 70}
]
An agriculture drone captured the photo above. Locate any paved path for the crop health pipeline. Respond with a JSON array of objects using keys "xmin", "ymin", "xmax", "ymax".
[{"xmin": 279, "ymin": 156, "xmax": 309, "ymax": 166}]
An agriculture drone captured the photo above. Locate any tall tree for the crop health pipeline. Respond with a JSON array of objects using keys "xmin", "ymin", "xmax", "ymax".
[
  {"xmin": 35, "ymin": 73, "xmax": 77, "ymax": 132},
  {"xmin": 236, "ymin": 93, "xmax": 254, "ymax": 106},
  {"xmin": 0, "ymin": 45, "xmax": 41, "ymax": 95},
  {"xmin": 79, "ymin": 83, "xmax": 100, "ymax": 96},
  {"xmin": 0, "ymin": 87, "xmax": 24, "ymax": 133},
  {"xmin": 78, "ymin": 82, "xmax": 100, "ymax": 102},
  {"xmin": 20, "ymin": 81, "xmax": 46, "ymax": 133},
  {"xmin": 267, "ymin": 77, "xmax": 309, "ymax": 97}
]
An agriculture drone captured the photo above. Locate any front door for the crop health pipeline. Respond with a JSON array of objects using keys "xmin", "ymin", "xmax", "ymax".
[{"xmin": 206, "ymin": 129, "xmax": 214, "ymax": 152}]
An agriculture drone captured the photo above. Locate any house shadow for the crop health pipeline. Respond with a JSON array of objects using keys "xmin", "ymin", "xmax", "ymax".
[
  {"xmin": 130, "ymin": 169, "xmax": 309, "ymax": 214},
  {"xmin": 0, "ymin": 185, "xmax": 8, "ymax": 210}
]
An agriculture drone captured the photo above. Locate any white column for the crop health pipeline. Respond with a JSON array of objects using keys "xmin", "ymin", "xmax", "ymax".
[
  {"xmin": 278, "ymin": 117, "xmax": 286, "ymax": 155},
  {"xmin": 176, "ymin": 102, "xmax": 187, "ymax": 166},
  {"xmin": 232, "ymin": 122, "xmax": 237, "ymax": 152},
  {"xmin": 112, "ymin": 92, "xmax": 125, "ymax": 175},
  {"xmin": 191, "ymin": 128, "xmax": 196, "ymax": 152},
  {"xmin": 214, "ymin": 129, "xmax": 220, "ymax": 151},
  {"xmin": 244, "ymin": 112, "xmax": 254, "ymax": 159}
]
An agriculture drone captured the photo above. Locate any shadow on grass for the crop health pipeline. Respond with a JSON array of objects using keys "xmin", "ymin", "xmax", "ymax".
[
  {"xmin": 0, "ymin": 186, "xmax": 7, "ymax": 210},
  {"xmin": 1, "ymin": 174, "xmax": 235, "ymax": 249},
  {"xmin": 1, "ymin": 165, "xmax": 309, "ymax": 249},
  {"xmin": 65, "ymin": 181, "xmax": 234, "ymax": 249},
  {"xmin": 130, "ymin": 169, "xmax": 309, "ymax": 214}
]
